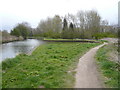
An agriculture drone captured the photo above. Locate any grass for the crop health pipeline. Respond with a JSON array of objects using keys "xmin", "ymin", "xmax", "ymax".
[
  {"xmin": 44, "ymin": 38, "xmax": 82, "ymax": 40},
  {"xmin": 96, "ymin": 43, "xmax": 119, "ymax": 88},
  {"xmin": 43, "ymin": 38, "xmax": 103, "ymax": 43},
  {"xmin": 43, "ymin": 38, "xmax": 95, "ymax": 41},
  {"xmin": 43, "ymin": 38, "xmax": 108, "ymax": 42},
  {"xmin": 2, "ymin": 42, "xmax": 100, "ymax": 88}
]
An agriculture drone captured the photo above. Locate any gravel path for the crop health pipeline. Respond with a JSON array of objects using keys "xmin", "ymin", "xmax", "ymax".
[
  {"xmin": 74, "ymin": 42, "xmax": 107, "ymax": 88},
  {"xmin": 101, "ymin": 38, "xmax": 118, "ymax": 43}
]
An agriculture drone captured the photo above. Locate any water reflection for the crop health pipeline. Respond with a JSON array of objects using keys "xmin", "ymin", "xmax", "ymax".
[{"xmin": 0, "ymin": 39, "xmax": 44, "ymax": 61}]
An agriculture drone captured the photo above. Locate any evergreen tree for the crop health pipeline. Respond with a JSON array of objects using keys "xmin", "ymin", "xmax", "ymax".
[
  {"xmin": 69, "ymin": 22, "xmax": 74, "ymax": 39},
  {"xmin": 62, "ymin": 18, "xmax": 68, "ymax": 38},
  {"xmin": 69, "ymin": 22, "xmax": 74, "ymax": 30},
  {"xmin": 63, "ymin": 18, "xmax": 68, "ymax": 31}
]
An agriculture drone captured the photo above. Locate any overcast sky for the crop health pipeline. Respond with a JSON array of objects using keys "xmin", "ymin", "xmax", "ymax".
[{"xmin": 0, "ymin": 0, "xmax": 119, "ymax": 32}]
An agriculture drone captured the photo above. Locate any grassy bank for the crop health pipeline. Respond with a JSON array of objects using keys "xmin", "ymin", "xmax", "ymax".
[
  {"xmin": 43, "ymin": 38, "xmax": 103, "ymax": 43},
  {"xmin": 2, "ymin": 42, "xmax": 100, "ymax": 88},
  {"xmin": 96, "ymin": 43, "xmax": 119, "ymax": 88}
]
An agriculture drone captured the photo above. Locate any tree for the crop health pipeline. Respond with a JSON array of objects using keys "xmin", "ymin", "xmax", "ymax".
[
  {"xmin": 100, "ymin": 20, "xmax": 109, "ymax": 32},
  {"xmin": 63, "ymin": 18, "xmax": 68, "ymax": 31},
  {"xmin": 11, "ymin": 22, "xmax": 31, "ymax": 39},
  {"xmin": 65, "ymin": 13, "xmax": 77, "ymax": 28},
  {"xmin": 68, "ymin": 22, "xmax": 75, "ymax": 39},
  {"xmin": 53, "ymin": 15, "xmax": 62, "ymax": 32},
  {"xmin": 77, "ymin": 10, "xmax": 101, "ymax": 38},
  {"xmin": 69, "ymin": 22, "xmax": 74, "ymax": 29},
  {"xmin": 77, "ymin": 11, "xmax": 86, "ymax": 38},
  {"xmin": 11, "ymin": 29, "xmax": 21, "ymax": 37},
  {"xmin": 36, "ymin": 15, "xmax": 62, "ymax": 38},
  {"xmin": 61, "ymin": 18, "xmax": 69, "ymax": 38},
  {"xmin": 86, "ymin": 10, "xmax": 101, "ymax": 33}
]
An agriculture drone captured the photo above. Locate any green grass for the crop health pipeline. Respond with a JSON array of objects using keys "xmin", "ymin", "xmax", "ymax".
[
  {"xmin": 96, "ymin": 44, "xmax": 119, "ymax": 88},
  {"xmin": 43, "ymin": 38, "xmax": 102, "ymax": 43},
  {"xmin": 43, "ymin": 38, "xmax": 108, "ymax": 43},
  {"xmin": 2, "ymin": 42, "xmax": 100, "ymax": 88},
  {"xmin": 44, "ymin": 38, "xmax": 94, "ymax": 41},
  {"xmin": 93, "ymin": 32, "xmax": 118, "ymax": 39}
]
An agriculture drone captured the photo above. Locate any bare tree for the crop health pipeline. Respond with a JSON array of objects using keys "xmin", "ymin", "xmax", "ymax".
[
  {"xmin": 65, "ymin": 13, "xmax": 77, "ymax": 27},
  {"xmin": 52, "ymin": 15, "xmax": 62, "ymax": 33},
  {"xmin": 100, "ymin": 20, "xmax": 109, "ymax": 32},
  {"xmin": 36, "ymin": 15, "xmax": 62, "ymax": 38},
  {"xmin": 77, "ymin": 10, "xmax": 101, "ymax": 38}
]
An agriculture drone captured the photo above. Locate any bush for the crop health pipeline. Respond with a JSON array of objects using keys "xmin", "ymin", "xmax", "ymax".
[{"xmin": 93, "ymin": 32, "xmax": 117, "ymax": 39}]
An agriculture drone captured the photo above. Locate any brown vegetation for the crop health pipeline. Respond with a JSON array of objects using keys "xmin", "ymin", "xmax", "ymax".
[{"xmin": 1, "ymin": 30, "xmax": 24, "ymax": 43}]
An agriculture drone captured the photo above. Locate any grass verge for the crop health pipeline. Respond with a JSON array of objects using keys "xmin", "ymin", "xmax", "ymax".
[
  {"xmin": 96, "ymin": 43, "xmax": 119, "ymax": 88},
  {"xmin": 43, "ymin": 38, "xmax": 102, "ymax": 43},
  {"xmin": 2, "ymin": 42, "xmax": 100, "ymax": 88}
]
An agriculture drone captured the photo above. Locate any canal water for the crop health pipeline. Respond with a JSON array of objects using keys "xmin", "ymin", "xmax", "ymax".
[{"xmin": 0, "ymin": 39, "xmax": 44, "ymax": 61}]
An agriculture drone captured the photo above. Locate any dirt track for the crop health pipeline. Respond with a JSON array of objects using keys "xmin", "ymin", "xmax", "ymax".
[
  {"xmin": 101, "ymin": 38, "xmax": 118, "ymax": 43},
  {"xmin": 74, "ymin": 42, "xmax": 107, "ymax": 88}
]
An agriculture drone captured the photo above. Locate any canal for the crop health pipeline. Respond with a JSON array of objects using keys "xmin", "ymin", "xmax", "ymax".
[{"xmin": 0, "ymin": 39, "xmax": 44, "ymax": 61}]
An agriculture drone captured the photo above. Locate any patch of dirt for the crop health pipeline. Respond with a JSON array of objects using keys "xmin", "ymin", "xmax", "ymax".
[{"xmin": 108, "ymin": 51, "xmax": 118, "ymax": 63}]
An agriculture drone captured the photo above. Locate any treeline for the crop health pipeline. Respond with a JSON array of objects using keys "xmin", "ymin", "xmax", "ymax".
[
  {"xmin": 10, "ymin": 10, "xmax": 118, "ymax": 39},
  {"xmin": 10, "ymin": 22, "xmax": 33, "ymax": 39}
]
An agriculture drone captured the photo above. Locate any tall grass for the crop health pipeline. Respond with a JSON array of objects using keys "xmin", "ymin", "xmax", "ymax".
[{"xmin": 96, "ymin": 44, "xmax": 119, "ymax": 88}]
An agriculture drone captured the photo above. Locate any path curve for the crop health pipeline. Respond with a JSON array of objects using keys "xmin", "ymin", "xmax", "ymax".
[{"xmin": 74, "ymin": 42, "xmax": 107, "ymax": 88}]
